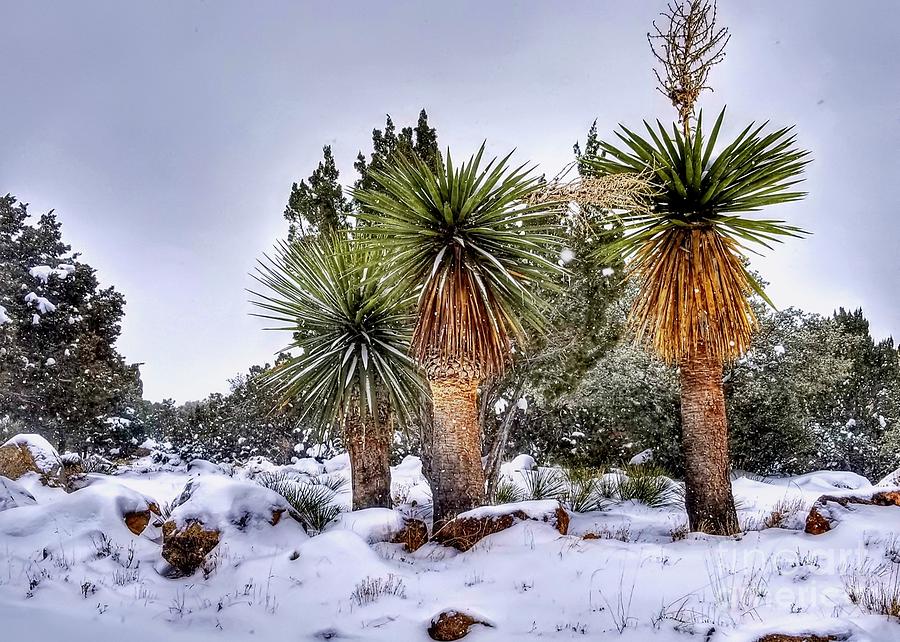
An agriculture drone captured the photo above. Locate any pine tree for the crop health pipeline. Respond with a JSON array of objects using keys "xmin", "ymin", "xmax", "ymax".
[
  {"xmin": 353, "ymin": 110, "xmax": 441, "ymax": 198},
  {"xmin": 283, "ymin": 145, "xmax": 352, "ymax": 240},
  {"xmin": 0, "ymin": 195, "xmax": 141, "ymax": 453}
]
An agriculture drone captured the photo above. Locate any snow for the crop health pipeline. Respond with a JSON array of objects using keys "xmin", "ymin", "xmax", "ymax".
[
  {"xmin": 501, "ymin": 453, "xmax": 537, "ymax": 473},
  {"xmin": 0, "ymin": 304, "xmax": 10, "ymax": 324},
  {"xmin": 24, "ymin": 291, "xmax": 56, "ymax": 314},
  {"xmin": 0, "ymin": 476, "xmax": 37, "ymax": 512},
  {"xmin": 459, "ymin": 499, "xmax": 561, "ymax": 521},
  {"xmin": 629, "ymin": 448, "xmax": 654, "ymax": 465},
  {"xmin": 0, "ymin": 451, "xmax": 899, "ymax": 641},
  {"xmin": 29, "ymin": 264, "xmax": 75, "ymax": 283},
  {"xmin": 332, "ymin": 507, "xmax": 407, "ymax": 543}
]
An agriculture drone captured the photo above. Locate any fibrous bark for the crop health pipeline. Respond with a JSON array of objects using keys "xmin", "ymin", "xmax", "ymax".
[
  {"xmin": 679, "ymin": 342, "xmax": 739, "ymax": 535},
  {"xmin": 344, "ymin": 395, "xmax": 393, "ymax": 511},
  {"xmin": 429, "ymin": 375, "xmax": 485, "ymax": 529}
]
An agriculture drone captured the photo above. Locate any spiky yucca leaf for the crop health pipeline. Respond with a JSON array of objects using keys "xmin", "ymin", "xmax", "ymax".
[
  {"xmin": 353, "ymin": 144, "xmax": 563, "ymax": 379},
  {"xmin": 250, "ymin": 233, "xmax": 425, "ymax": 425},
  {"xmin": 583, "ymin": 108, "xmax": 810, "ymax": 363}
]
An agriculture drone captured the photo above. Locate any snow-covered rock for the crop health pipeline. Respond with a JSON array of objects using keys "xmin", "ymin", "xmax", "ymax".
[
  {"xmin": 167, "ymin": 476, "xmax": 291, "ymax": 534},
  {"xmin": 433, "ymin": 500, "xmax": 569, "ymax": 551},
  {"xmin": 0, "ymin": 479, "xmax": 157, "ymax": 542},
  {"xmin": 0, "ymin": 433, "xmax": 64, "ymax": 484}
]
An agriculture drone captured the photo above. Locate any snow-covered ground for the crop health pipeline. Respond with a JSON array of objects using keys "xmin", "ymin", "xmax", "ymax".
[{"xmin": 2, "ymin": 448, "xmax": 900, "ymax": 641}]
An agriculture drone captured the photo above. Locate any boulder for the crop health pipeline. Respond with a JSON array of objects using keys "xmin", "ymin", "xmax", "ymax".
[
  {"xmin": 161, "ymin": 520, "xmax": 221, "ymax": 575},
  {"xmin": 167, "ymin": 477, "xmax": 289, "ymax": 532},
  {"xmin": 428, "ymin": 610, "xmax": 492, "ymax": 641},
  {"xmin": 805, "ymin": 490, "xmax": 900, "ymax": 534},
  {"xmin": 391, "ymin": 518, "xmax": 429, "ymax": 552},
  {"xmin": 0, "ymin": 475, "xmax": 37, "ymax": 512},
  {"xmin": 433, "ymin": 500, "xmax": 569, "ymax": 552},
  {"xmin": 0, "ymin": 434, "xmax": 64, "ymax": 486}
]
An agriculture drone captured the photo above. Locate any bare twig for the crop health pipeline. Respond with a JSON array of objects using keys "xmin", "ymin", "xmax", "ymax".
[{"xmin": 648, "ymin": 0, "xmax": 730, "ymax": 135}]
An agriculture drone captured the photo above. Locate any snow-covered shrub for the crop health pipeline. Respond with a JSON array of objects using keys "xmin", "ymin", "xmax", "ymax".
[
  {"xmin": 842, "ymin": 560, "xmax": 900, "ymax": 619},
  {"xmin": 350, "ymin": 575, "xmax": 406, "ymax": 606}
]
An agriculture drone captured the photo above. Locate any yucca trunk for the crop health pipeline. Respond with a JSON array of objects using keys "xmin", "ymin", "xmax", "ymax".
[
  {"xmin": 344, "ymin": 396, "xmax": 392, "ymax": 511},
  {"xmin": 679, "ymin": 343, "xmax": 739, "ymax": 535},
  {"xmin": 429, "ymin": 374, "xmax": 485, "ymax": 529}
]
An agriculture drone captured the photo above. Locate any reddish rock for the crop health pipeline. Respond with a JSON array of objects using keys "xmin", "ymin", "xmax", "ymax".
[
  {"xmin": 124, "ymin": 510, "xmax": 151, "ymax": 535},
  {"xmin": 428, "ymin": 610, "xmax": 491, "ymax": 641},
  {"xmin": 391, "ymin": 518, "xmax": 429, "ymax": 552},
  {"xmin": 161, "ymin": 520, "xmax": 221, "ymax": 575},
  {"xmin": 805, "ymin": 490, "xmax": 900, "ymax": 535},
  {"xmin": 123, "ymin": 502, "xmax": 159, "ymax": 535},
  {"xmin": 433, "ymin": 502, "xmax": 569, "ymax": 552},
  {"xmin": 756, "ymin": 634, "xmax": 842, "ymax": 642},
  {"xmin": 804, "ymin": 506, "xmax": 832, "ymax": 535}
]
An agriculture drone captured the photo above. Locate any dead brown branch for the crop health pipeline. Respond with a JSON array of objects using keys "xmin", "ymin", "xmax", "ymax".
[
  {"xmin": 526, "ymin": 168, "xmax": 658, "ymax": 219},
  {"xmin": 648, "ymin": 0, "xmax": 730, "ymax": 135}
]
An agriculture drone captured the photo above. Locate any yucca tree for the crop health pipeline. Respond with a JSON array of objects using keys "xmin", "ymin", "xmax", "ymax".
[
  {"xmin": 583, "ymin": 108, "xmax": 810, "ymax": 534},
  {"xmin": 250, "ymin": 233, "xmax": 425, "ymax": 510},
  {"xmin": 354, "ymin": 145, "xmax": 562, "ymax": 526}
]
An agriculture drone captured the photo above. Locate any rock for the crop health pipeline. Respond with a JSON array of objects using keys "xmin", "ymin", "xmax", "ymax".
[
  {"xmin": 133, "ymin": 447, "xmax": 152, "ymax": 458},
  {"xmin": 805, "ymin": 490, "xmax": 900, "ymax": 534},
  {"xmin": 391, "ymin": 518, "xmax": 429, "ymax": 552},
  {"xmin": 805, "ymin": 506, "xmax": 832, "ymax": 535},
  {"xmin": 165, "ymin": 476, "xmax": 289, "ymax": 543},
  {"xmin": 756, "ymin": 633, "xmax": 850, "ymax": 642},
  {"xmin": 0, "ymin": 475, "xmax": 37, "ymax": 512},
  {"xmin": 433, "ymin": 500, "xmax": 569, "ymax": 552},
  {"xmin": 428, "ymin": 610, "xmax": 492, "ymax": 641},
  {"xmin": 161, "ymin": 520, "xmax": 221, "ymax": 575},
  {"xmin": 0, "ymin": 434, "xmax": 64, "ymax": 485},
  {"xmin": 124, "ymin": 502, "xmax": 160, "ymax": 536}
]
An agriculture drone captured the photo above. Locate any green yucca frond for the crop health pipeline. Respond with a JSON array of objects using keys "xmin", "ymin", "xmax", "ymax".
[
  {"xmin": 353, "ymin": 144, "xmax": 564, "ymax": 379},
  {"xmin": 249, "ymin": 233, "xmax": 425, "ymax": 425},
  {"xmin": 582, "ymin": 108, "xmax": 811, "ymax": 363}
]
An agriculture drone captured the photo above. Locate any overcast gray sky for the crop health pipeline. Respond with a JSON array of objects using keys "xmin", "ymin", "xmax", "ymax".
[{"xmin": 2, "ymin": 1, "xmax": 898, "ymax": 402}]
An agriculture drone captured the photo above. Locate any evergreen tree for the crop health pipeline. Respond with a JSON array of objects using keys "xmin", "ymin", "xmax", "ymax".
[
  {"xmin": 0, "ymin": 195, "xmax": 141, "ymax": 453},
  {"xmin": 353, "ymin": 110, "xmax": 441, "ymax": 198},
  {"xmin": 283, "ymin": 145, "xmax": 352, "ymax": 240},
  {"xmin": 146, "ymin": 359, "xmax": 325, "ymax": 465}
]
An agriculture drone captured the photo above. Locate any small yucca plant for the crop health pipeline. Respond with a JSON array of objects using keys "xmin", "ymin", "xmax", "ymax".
[
  {"xmin": 251, "ymin": 232, "xmax": 425, "ymax": 510},
  {"xmin": 256, "ymin": 473, "xmax": 344, "ymax": 535},
  {"xmin": 522, "ymin": 467, "xmax": 567, "ymax": 501},
  {"xmin": 492, "ymin": 477, "xmax": 526, "ymax": 505}
]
